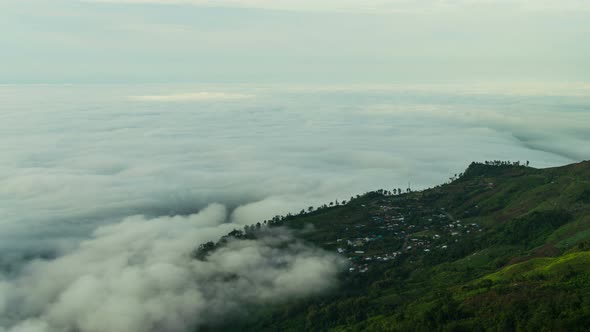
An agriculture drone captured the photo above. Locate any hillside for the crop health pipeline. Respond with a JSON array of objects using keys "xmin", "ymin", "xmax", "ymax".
[{"xmin": 197, "ymin": 160, "xmax": 590, "ymax": 331}]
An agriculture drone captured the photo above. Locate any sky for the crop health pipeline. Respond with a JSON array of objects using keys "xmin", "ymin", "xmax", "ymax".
[
  {"xmin": 2, "ymin": 0, "xmax": 590, "ymax": 84},
  {"xmin": 1, "ymin": 1, "xmax": 590, "ymax": 331}
]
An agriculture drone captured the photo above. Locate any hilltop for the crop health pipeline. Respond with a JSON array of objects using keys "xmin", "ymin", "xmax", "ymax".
[{"xmin": 197, "ymin": 160, "xmax": 590, "ymax": 331}]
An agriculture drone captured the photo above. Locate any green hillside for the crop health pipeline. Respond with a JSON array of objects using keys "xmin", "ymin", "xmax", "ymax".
[{"xmin": 198, "ymin": 160, "xmax": 590, "ymax": 331}]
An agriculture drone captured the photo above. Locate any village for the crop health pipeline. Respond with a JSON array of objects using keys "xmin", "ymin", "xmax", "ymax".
[{"xmin": 329, "ymin": 197, "xmax": 483, "ymax": 273}]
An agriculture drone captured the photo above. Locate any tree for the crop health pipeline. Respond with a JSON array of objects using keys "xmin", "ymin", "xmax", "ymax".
[
  {"xmin": 229, "ymin": 229, "xmax": 243, "ymax": 237},
  {"xmin": 308, "ymin": 206, "xmax": 314, "ymax": 212}
]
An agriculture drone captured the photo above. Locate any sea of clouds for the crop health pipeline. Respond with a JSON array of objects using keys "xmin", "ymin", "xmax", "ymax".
[{"xmin": 0, "ymin": 83, "xmax": 589, "ymax": 331}]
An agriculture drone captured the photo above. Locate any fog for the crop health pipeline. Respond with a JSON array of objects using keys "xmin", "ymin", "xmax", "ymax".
[
  {"xmin": 1, "ymin": 83, "xmax": 589, "ymax": 331},
  {"xmin": 0, "ymin": 204, "xmax": 344, "ymax": 331}
]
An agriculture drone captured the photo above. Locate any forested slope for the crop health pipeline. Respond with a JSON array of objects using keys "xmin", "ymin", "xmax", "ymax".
[{"xmin": 198, "ymin": 160, "xmax": 590, "ymax": 331}]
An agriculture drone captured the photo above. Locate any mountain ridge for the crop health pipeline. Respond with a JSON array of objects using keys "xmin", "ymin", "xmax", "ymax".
[{"xmin": 197, "ymin": 160, "xmax": 590, "ymax": 331}]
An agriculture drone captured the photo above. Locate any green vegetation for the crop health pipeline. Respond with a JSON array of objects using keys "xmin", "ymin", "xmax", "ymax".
[{"xmin": 197, "ymin": 160, "xmax": 590, "ymax": 331}]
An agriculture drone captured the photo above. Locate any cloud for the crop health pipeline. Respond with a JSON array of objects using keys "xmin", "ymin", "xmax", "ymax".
[
  {"xmin": 0, "ymin": 83, "xmax": 589, "ymax": 330},
  {"xmin": 130, "ymin": 92, "xmax": 255, "ymax": 102},
  {"xmin": 83, "ymin": 0, "xmax": 590, "ymax": 12},
  {"xmin": 278, "ymin": 83, "xmax": 590, "ymax": 98},
  {"xmin": 0, "ymin": 205, "xmax": 344, "ymax": 332},
  {"xmin": 1, "ymin": 84, "xmax": 587, "ymax": 234}
]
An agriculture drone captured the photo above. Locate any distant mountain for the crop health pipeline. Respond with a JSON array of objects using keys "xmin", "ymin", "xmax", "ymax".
[{"xmin": 197, "ymin": 160, "xmax": 590, "ymax": 331}]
